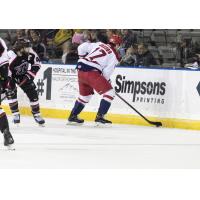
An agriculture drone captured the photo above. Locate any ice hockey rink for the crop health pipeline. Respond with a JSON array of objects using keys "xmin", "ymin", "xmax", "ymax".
[{"xmin": 1, "ymin": 116, "xmax": 200, "ymax": 169}]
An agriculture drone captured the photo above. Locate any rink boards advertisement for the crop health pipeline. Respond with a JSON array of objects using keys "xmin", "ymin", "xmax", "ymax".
[{"xmin": 3, "ymin": 64, "xmax": 200, "ymax": 130}]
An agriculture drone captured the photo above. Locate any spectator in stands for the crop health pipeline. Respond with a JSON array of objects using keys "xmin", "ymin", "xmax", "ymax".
[
  {"xmin": 64, "ymin": 43, "xmax": 79, "ymax": 64},
  {"xmin": 6, "ymin": 29, "xmax": 27, "ymax": 46},
  {"xmin": 44, "ymin": 30, "xmax": 60, "ymax": 61},
  {"xmin": 91, "ymin": 30, "xmax": 98, "ymax": 42},
  {"xmin": 64, "ymin": 31, "xmax": 85, "ymax": 65},
  {"xmin": 16, "ymin": 29, "xmax": 26, "ymax": 40},
  {"xmin": 29, "ymin": 30, "xmax": 49, "ymax": 62},
  {"xmin": 72, "ymin": 31, "xmax": 109, "ymax": 66},
  {"xmin": 120, "ymin": 44, "xmax": 137, "ymax": 66},
  {"xmin": 85, "ymin": 29, "xmax": 99, "ymax": 42},
  {"xmin": 121, "ymin": 29, "xmax": 137, "ymax": 50},
  {"xmin": 106, "ymin": 29, "xmax": 119, "ymax": 40},
  {"xmin": 61, "ymin": 39, "xmax": 74, "ymax": 64},
  {"xmin": 135, "ymin": 43, "xmax": 157, "ymax": 67},
  {"xmin": 54, "ymin": 29, "xmax": 75, "ymax": 64},
  {"xmin": 85, "ymin": 30, "xmax": 108, "ymax": 43},
  {"xmin": 81, "ymin": 30, "xmax": 108, "ymax": 44},
  {"xmin": 72, "ymin": 32, "xmax": 84, "ymax": 45},
  {"xmin": 149, "ymin": 29, "xmax": 156, "ymax": 46},
  {"xmin": 82, "ymin": 30, "xmax": 92, "ymax": 42},
  {"xmin": 177, "ymin": 38, "xmax": 199, "ymax": 67}
]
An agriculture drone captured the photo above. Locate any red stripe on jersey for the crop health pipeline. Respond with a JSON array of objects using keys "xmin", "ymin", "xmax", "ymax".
[
  {"xmin": 103, "ymin": 95, "xmax": 114, "ymax": 100},
  {"xmin": 78, "ymin": 98, "xmax": 88, "ymax": 104},
  {"xmin": 27, "ymin": 71, "xmax": 36, "ymax": 77}
]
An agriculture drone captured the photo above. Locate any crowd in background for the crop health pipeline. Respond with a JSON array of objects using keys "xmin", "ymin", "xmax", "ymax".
[{"xmin": 1, "ymin": 29, "xmax": 200, "ymax": 68}]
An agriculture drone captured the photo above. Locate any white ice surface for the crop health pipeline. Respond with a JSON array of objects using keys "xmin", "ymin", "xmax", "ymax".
[{"xmin": 1, "ymin": 116, "xmax": 200, "ymax": 168}]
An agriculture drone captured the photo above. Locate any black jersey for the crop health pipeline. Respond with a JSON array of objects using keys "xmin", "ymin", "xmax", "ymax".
[{"xmin": 8, "ymin": 48, "xmax": 41, "ymax": 80}]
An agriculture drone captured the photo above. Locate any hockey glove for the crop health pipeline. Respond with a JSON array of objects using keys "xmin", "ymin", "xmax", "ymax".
[
  {"xmin": 0, "ymin": 76, "xmax": 13, "ymax": 93},
  {"xmin": 19, "ymin": 72, "xmax": 34, "ymax": 86}
]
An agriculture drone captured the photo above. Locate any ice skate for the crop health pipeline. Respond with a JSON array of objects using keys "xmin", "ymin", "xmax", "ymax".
[
  {"xmin": 13, "ymin": 113, "xmax": 20, "ymax": 125},
  {"xmin": 95, "ymin": 114, "xmax": 112, "ymax": 127},
  {"xmin": 67, "ymin": 114, "xmax": 84, "ymax": 125},
  {"xmin": 3, "ymin": 128, "xmax": 15, "ymax": 150},
  {"xmin": 33, "ymin": 114, "xmax": 45, "ymax": 127}
]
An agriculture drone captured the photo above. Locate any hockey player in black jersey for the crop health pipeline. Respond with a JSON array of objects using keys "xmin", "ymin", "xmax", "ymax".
[
  {"xmin": 0, "ymin": 38, "xmax": 14, "ymax": 148},
  {"xmin": 6, "ymin": 38, "xmax": 45, "ymax": 126}
]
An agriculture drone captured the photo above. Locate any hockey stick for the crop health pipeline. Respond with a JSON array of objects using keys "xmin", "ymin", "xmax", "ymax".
[
  {"xmin": 0, "ymin": 77, "xmax": 28, "ymax": 103},
  {"xmin": 0, "ymin": 88, "xmax": 16, "ymax": 103},
  {"xmin": 115, "ymin": 92, "xmax": 162, "ymax": 127}
]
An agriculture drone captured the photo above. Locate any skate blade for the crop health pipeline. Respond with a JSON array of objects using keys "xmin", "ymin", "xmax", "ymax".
[
  {"xmin": 4, "ymin": 145, "xmax": 15, "ymax": 151},
  {"xmin": 13, "ymin": 123, "xmax": 20, "ymax": 127},
  {"xmin": 66, "ymin": 121, "xmax": 84, "ymax": 126},
  {"xmin": 38, "ymin": 123, "xmax": 45, "ymax": 127},
  {"xmin": 95, "ymin": 122, "xmax": 112, "ymax": 127}
]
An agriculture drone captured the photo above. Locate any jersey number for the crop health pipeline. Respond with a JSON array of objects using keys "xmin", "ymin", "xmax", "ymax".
[{"xmin": 88, "ymin": 48, "xmax": 107, "ymax": 61}]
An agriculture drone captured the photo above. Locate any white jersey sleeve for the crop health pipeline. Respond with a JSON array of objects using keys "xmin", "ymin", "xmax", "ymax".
[
  {"xmin": 78, "ymin": 42, "xmax": 95, "ymax": 58},
  {"xmin": 102, "ymin": 57, "xmax": 118, "ymax": 80},
  {"xmin": 0, "ymin": 38, "xmax": 9, "ymax": 68}
]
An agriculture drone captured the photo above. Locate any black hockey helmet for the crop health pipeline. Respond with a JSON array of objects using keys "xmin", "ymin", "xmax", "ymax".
[{"xmin": 13, "ymin": 38, "xmax": 31, "ymax": 51}]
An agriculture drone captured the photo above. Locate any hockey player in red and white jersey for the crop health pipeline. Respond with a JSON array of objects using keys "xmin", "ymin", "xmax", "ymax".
[
  {"xmin": 68, "ymin": 33, "xmax": 122, "ymax": 125},
  {"xmin": 0, "ymin": 38, "xmax": 15, "ymax": 148}
]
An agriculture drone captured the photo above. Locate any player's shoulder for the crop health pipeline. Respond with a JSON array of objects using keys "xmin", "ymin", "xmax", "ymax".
[
  {"xmin": 8, "ymin": 50, "xmax": 17, "ymax": 59},
  {"xmin": 28, "ymin": 48, "xmax": 41, "ymax": 64},
  {"xmin": 78, "ymin": 41, "xmax": 91, "ymax": 49}
]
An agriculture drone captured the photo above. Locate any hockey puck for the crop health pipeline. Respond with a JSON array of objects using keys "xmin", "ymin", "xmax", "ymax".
[{"xmin": 156, "ymin": 123, "xmax": 162, "ymax": 127}]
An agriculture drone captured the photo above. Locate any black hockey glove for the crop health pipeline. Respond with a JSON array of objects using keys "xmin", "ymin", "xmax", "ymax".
[
  {"xmin": 19, "ymin": 72, "xmax": 34, "ymax": 86},
  {"xmin": 0, "ymin": 76, "xmax": 12, "ymax": 93},
  {"xmin": 25, "ymin": 73, "xmax": 34, "ymax": 81}
]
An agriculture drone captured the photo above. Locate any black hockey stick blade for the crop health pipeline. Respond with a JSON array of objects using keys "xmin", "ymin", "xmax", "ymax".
[
  {"xmin": 115, "ymin": 92, "xmax": 162, "ymax": 127},
  {"xmin": 148, "ymin": 120, "xmax": 162, "ymax": 127}
]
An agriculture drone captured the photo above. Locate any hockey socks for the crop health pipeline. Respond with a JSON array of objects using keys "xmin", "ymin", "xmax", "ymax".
[
  {"xmin": 71, "ymin": 100, "xmax": 85, "ymax": 116},
  {"xmin": 97, "ymin": 99, "xmax": 111, "ymax": 115},
  {"xmin": 9, "ymin": 101, "xmax": 19, "ymax": 114},
  {"xmin": 30, "ymin": 101, "xmax": 40, "ymax": 115},
  {"xmin": 68, "ymin": 100, "xmax": 85, "ymax": 124},
  {"xmin": 8, "ymin": 101, "xmax": 21, "ymax": 124}
]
